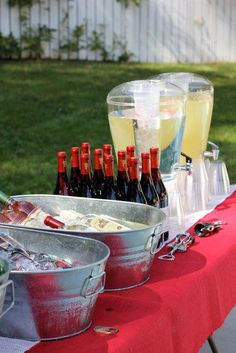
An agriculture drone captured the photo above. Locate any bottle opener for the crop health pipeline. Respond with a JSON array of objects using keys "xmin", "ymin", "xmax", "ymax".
[{"xmin": 194, "ymin": 221, "xmax": 226, "ymax": 237}]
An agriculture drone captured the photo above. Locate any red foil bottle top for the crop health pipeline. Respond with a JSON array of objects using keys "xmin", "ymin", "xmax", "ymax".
[
  {"xmin": 81, "ymin": 142, "xmax": 90, "ymax": 155},
  {"xmin": 118, "ymin": 151, "xmax": 127, "ymax": 172},
  {"xmin": 126, "ymin": 146, "xmax": 135, "ymax": 168},
  {"xmin": 104, "ymin": 155, "xmax": 114, "ymax": 177},
  {"xmin": 141, "ymin": 152, "xmax": 150, "ymax": 174},
  {"xmin": 57, "ymin": 151, "xmax": 67, "ymax": 173},
  {"xmin": 44, "ymin": 216, "xmax": 65, "ymax": 229},
  {"xmin": 71, "ymin": 147, "xmax": 80, "ymax": 168},
  {"xmin": 80, "ymin": 153, "xmax": 90, "ymax": 175},
  {"xmin": 150, "ymin": 147, "xmax": 160, "ymax": 169},
  {"xmin": 103, "ymin": 144, "xmax": 112, "ymax": 156},
  {"xmin": 129, "ymin": 157, "xmax": 139, "ymax": 180},
  {"xmin": 94, "ymin": 148, "xmax": 103, "ymax": 170},
  {"xmin": 126, "ymin": 145, "xmax": 135, "ymax": 156}
]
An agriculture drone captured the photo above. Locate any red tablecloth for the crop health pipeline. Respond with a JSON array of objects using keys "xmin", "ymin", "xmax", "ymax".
[{"xmin": 28, "ymin": 191, "xmax": 236, "ymax": 353}]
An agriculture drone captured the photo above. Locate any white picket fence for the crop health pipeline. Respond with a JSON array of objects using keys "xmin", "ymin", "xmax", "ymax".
[{"xmin": 0, "ymin": 0, "xmax": 235, "ymax": 62}]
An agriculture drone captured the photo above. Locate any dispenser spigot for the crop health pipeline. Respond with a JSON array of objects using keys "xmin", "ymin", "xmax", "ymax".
[
  {"xmin": 204, "ymin": 141, "xmax": 219, "ymax": 160},
  {"xmin": 174, "ymin": 152, "xmax": 193, "ymax": 175}
]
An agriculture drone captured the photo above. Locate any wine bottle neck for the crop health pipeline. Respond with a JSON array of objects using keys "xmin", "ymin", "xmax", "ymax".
[
  {"xmin": 44, "ymin": 216, "xmax": 65, "ymax": 229},
  {"xmin": 57, "ymin": 172, "xmax": 69, "ymax": 180},
  {"xmin": 151, "ymin": 168, "xmax": 161, "ymax": 180},
  {"xmin": 0, "ymin": 191, "xmax": 12, "ymax": 206},
  {"xmin": 117, "ymin": 170, "xmax": 128, "ymax": 180},
  {"xmin": 129, "ymin": 165, "xmax": 139, "ymax": 180},
  {"xmin": 94, "ymin": 169, "xmax": 104, "ymax": 179},
  {"xmin": 80, "ymin": 159, "xmax": 90, "ymax": 175},
  {"xmin": 150, "ymin": 148, "xmax": 160, "ymax": 169},
  {"xmin": 57, "ymin": 156, "xmax": 67, "ymax": 173},
  {"xmin": 104, "ymin": 160, "xmax": 114, "ymax": 177},
  {"xmin": 94, "ymin": 155, "xmax": 103, "ymax": 170},
  {"xmin": 71, "ymin": 152, "xmax": 80, "ymax": 168}
]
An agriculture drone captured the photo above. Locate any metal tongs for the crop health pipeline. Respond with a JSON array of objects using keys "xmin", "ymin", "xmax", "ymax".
[
  {"xmin": 158, "ymin": 233, "xmax": 195, "ymax": 261},
  {"xmin": 0, "ymin": 231, "xmax": 40, "ymax": 264}
]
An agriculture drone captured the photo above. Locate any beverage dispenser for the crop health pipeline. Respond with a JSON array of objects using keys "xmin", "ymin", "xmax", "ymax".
[
  {"xmin": 107, "ymin": 80, "xmax": 186, "ymax": 175},
  {"xmin": 152, "ymin": 73, "xmax": 214, "ymax": 212}
]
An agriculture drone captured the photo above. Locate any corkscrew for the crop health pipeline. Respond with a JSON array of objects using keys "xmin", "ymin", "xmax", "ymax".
[{"xmin": 158, "ymin": 233, "xmax": 195, "ymax": 261}]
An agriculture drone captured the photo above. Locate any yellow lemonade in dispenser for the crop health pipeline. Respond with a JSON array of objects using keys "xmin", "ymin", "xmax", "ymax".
[{"xmin": 181, "ymin": 92, "xmax": 213, "ymax": 160}]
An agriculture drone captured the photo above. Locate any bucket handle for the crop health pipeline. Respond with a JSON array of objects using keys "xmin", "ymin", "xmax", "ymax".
[
  {"xmin": 81, "ymin": 271, "xmax": 106, "ymax": 298},
  {"xmin": 146, "ymin": 225, "xmax": 164, "ymax": 255},
  {"xmin": 0, "ymin": 280, "xmax": 15, "ymax": 319}
]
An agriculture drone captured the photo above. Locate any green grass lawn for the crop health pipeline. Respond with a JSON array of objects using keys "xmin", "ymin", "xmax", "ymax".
[{"xmin": 0, "ymin": 61, "xmax": 235, "ymax": 195}]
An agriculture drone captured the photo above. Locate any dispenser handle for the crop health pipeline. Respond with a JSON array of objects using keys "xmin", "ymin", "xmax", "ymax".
[
  {"xmin": 174, "ymin": 152, "xmax": 193, "ymax": 175},
  {"xmin": 180, "ymin": 152, "xmax": 192, "ymax": 164},
  {"xmin": 204, "ymin": 141, "xmax": 220, "ymax": 160}
]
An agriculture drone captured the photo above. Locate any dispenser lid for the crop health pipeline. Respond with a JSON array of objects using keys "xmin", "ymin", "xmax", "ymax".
[
  {"xmin": 150, "ymin": 72, "xmax": 213, "ymax": 94},
  {"xmin": 106, "ymin": 79, "xmax": 185, "ymax": 107}
]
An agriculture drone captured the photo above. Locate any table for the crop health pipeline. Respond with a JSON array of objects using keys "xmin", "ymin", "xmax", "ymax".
[{"xmin": 24, "ymin": 190, "xmax": 236, "ymax": 353}]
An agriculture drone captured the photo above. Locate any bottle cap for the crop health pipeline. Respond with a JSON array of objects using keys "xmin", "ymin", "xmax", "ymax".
[
  {"xmin": 126, "ymin": 145, "xmax": 135, "ymax": 155},
  {"xmin": 81, "ymin": 142, "xmax": 90, "ymax": 154},
  {"xmin": 103, "ymin": 144, "xmax": 112, "ymax": 155}
]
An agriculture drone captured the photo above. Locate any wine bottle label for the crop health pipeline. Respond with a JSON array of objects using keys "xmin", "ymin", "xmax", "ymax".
[
  {"xmin": 22, "ymin": 209, "xmax": 49, "ymax": 228},
  {"xmin": 90, "ymin": 216, "xmax": 130, "ymax": 231}
]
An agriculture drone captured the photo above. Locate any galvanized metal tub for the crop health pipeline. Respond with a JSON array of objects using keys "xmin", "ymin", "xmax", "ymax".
[
  {"xmin": 0, "ymin": 226, "xmax": 110, "ymax": 341},
  {"xmin": 0, "ymin": 257, "xmax": 14, "ymax": 319},
  {"xmin": 8, "ymin": 195, "xmax": 166, "ymax": 291}
]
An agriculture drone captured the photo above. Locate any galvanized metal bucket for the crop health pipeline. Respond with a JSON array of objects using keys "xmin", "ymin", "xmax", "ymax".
[
  {"xmin": 6, "ymin": 195, "xmax": 166, "ymax": 291},
  {"xmin": 0, "ymin": 257, "xmax": 14, "ymax": 319},
  {"xmin": 0, "ymin": 226, "xmax": 110, "ymax": 341}
]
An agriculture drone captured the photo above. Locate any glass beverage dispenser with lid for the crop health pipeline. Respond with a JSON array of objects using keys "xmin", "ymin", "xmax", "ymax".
[
  {"xmin": 107, "ymin": 80, "xmax": 186, "ymax": 179},
  {"xmin": 152, "ymin": 72, "xmax": 214, "ymax": 212}
]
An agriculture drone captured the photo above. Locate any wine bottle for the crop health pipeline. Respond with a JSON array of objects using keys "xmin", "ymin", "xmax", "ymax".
[
  {"xmin": 70, "ymin": 146, "xmax": 81, "ymax": 196},
  {"xmin": 150, "ymin": 147, "xmax": 169, "ymax": 241},
  {"xmin": 103, "ymin": 144, "xmax": 113, "ymax": 157},
  {"xmin": 54, "ymin": 151, "xmax": 74, "ymax": 196},
  {"xmin": 126, "ymin": 145, "xmax": 135, "ymax": 177},
  {"xmin": 117, "ymin": 150, "xmax": 129, "ymax": 201},
  {"xmin": 126, "ymin": 157, "xmax": 147, "ymax": 204},
  {"xmin": 140, "ymin": 152, "xmax": 159, "ymax": 207},
  {"xmin": 80, "ymin": 153, "xmax": 96, "ymax": 198},
  {"xmin": 0, "ymin": 191, "xmax": 63, "ymax": 228},
  {"xmin": 101, "ymin": 155, "xmax": 121, "ymax": 200},
  {"xmin": 93, "ymin": 148, "xmax": 105, "ymax": 198}
]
